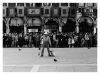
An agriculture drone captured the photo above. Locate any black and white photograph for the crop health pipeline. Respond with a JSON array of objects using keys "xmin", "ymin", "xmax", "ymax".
[{"xmin": 2, "ymin": 2, "xmax": 97, "ymax": 72}]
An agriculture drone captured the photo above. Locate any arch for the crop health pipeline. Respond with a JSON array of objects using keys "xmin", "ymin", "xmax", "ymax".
[
  {"xmin": 32, "ymin": 18, "xmax": 41, "ymax": 26},
  {"xmin": 44, "ymin": 18, "xmax": 59, "ymax": 33},
  {"xmin": 78, "ymin": 16, "xmax": 94, "ymax": 33},
  {"xmin": 10, "ymin": 18, "xmax": 17, "ymax": 26},
  {"xmin": 44, "ymin": 18, "xmax": 59, "ymax": 26},
  {"xmin": 10, "ymin": 18, "xmax": 24, "ymax": 26},
  {"xmin": 45, "ymin": 18, "xmax": 59, "ymax": 24},
  {"xmin": 16, "ymin": 18, "xmax": 24, "ymax": 26},
  {"xmin": 77, "ymin": 16, "xmax": 94, "ymax": 24},
  {"xmin": 62, "ymin": 18, "xmax": 76, "ymax": 32},
  {"xmin": 9, "ymin": 18, "xmax": 24, "ymax": 33}
]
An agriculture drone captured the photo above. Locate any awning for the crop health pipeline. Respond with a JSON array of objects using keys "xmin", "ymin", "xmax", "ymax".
[
  {"xmin": 10, "ymin": 18, "xmax": 24, "ymax": 26},
  {"xmin": 10, "ymin": 18, "xmax": 17, "ymax": 26},
  {"xmin": 27, "ymin": 18, "xmax": 41, "ymax": 26},
  {"xmin": 33, "ymin": 19, "xmax": 41, "ymax": 26},
  {"xmin": 16, "ymin": 18, "xmax": 24, "ymax": 26},
  {"xmin": 27, "ymin": 18, "xmax": 32, "ymax": 26}
]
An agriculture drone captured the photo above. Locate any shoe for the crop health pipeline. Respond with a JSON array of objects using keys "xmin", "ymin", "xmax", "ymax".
[
  {"xmin": 54, "ymin": 59, "xmax": 57, "ymax": 62},
  {"xmin": 40, "ymin": 55, "xmax": 43, "ymax": 57},
  {"xmin": 49, "ymin": 55, "xmax": 55, "ymax": 57},
  {"xmin": 88, "ymin": 47, "xmax": 91, "ymax": 49}
]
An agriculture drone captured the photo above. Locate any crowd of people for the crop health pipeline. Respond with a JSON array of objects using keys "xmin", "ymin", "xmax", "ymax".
[{"xmin": 3, "ymin": 32, "xmax": 97, "ymax": 48}]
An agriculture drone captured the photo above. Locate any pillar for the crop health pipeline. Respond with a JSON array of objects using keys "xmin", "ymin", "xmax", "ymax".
[
  {"xmin": 59, "ymin": 25, "xmax": 62, "ymax": 33},
  {"xmin": 24, "ymin": 17, "xmax": 28, "ymax": 35},
  {"xmin": 24, "ymin": 24, "xmax": 27, "ymax": 35},
  {"xmin": 6, "ymin": 18, "xmax": 10, "ymax": 34},
  {"xmin": 58, "ymin": 18, "xmax": 62, "ymax": 33},
  {"xmin": 76, "ymin": 21, "xmax": 79, "ymax": 33},
  {"xmin": 6, "ymin": 24, "xmax": 10, "ymax": 34},
  {"xmin": 41, "ymin": 17, "xmax": 45, "ymax": 33}
]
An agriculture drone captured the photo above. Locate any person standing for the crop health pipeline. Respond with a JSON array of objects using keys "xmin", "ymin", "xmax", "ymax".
[
  {"xmin": 40, "ymin": 32, "xmax": 51, "ymax": 57},
  {"xmin": 39, "ymin": 33, "xmax": 43, "ymax": 50},
  {"xmin": 68, "ymin": 37, "xmax": 71, "ymax": 48},
  {"xmin": 71, "ymin": 37, "xmax": 75, "ymax": 48},
  {"xmin": 29, "ymin": 33, "xmax": 32, "ymax": 47},
  {"xmin": 85, "ymin": 33, "xmax": 90, "ymax": 48}
]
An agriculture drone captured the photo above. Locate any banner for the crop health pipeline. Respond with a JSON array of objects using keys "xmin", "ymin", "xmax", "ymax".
[
  {"xmin": 27, "ymin": 7, "xmax": 41, "ymax": 16},
  {"xmin": 28, "ymin": 29, "xmax": 38, "ymax": 32},
  {"xmin": 28, "ymin": 9, "xmax": 40, "ymax": 14}
]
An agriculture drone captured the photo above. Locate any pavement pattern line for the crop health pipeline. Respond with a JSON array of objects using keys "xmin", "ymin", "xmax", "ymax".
[
  {"xmin": 30, "ymin": 65, "xmax": 40, "ymax": 72},
  {"xmin": 3, "ymin": 64, "xmax": 97, "ymax": 67}
]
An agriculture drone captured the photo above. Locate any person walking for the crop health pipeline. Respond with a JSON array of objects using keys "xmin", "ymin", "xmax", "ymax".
[
  {"xmin": 40, "ymin": 32, "xmax": 51, "ymax": 57},
  {"xmin": 68, "ymin": 37, "xmax": 71, "ymax": 48},
  {"xmin": 71, "ymin": 37, "xmax": 75, "ymax": 48},
  {"xmin": 53, "ymin": 33, "xmax": 58, "ymax": 47},
  {"xmin": 85, "ymin": 33, "xmax": 90, "ymax": 48},
  {"xmin": 39, "ymin": 33, "xmax": 43, "ymax": 50}
]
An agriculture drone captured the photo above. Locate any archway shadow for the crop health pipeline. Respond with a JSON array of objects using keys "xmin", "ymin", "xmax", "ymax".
[{"xmin": 62, "ymin": 18, "xmax": 76, "ymax": 33}]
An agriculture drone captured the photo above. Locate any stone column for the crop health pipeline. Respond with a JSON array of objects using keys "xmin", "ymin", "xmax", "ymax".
[
  {"xmin": 58, "ymin": 18, "xmax": 62, "ymax": 33},
  {"xmin": 24, "ymin": 17, "xmax": 28, "ymax": 35},
  {"xmin": 59, "ymin": 25, "xmax": 62, "ymax": 33},
  {"xmin": 24, "ymin": 24, "xmax": 27, "ymax": 35},
  {"xmin": 76, "ymin": 11, "xmax": 82, "ymax": 33},
  {"xmin": 6, "ymin": 18, "xmax": 10, "ymax": 34},
  {"xmin": 76, "ymin": 21, "xmax": 79, "ymax": 33}
]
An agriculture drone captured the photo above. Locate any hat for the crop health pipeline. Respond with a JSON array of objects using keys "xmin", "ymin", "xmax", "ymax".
[{"xmin": 44, "ymin": 32, "xmax": 48, "ymax": 34}]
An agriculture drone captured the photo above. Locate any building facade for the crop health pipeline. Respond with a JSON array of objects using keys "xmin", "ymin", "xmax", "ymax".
[{"xmin": 3, "ymin": 3, "xmax": 97, "ymax": 34}]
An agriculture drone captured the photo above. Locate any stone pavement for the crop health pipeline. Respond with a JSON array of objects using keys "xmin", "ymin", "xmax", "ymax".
[{"xmin": 3, "ymin": 48, "xmax": 97, "ymax": 72}]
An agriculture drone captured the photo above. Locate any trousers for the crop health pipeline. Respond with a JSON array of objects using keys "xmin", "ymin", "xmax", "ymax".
[{"xmin": 41, "ymin": 44, "xmax": 51, "ymax": 56}]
